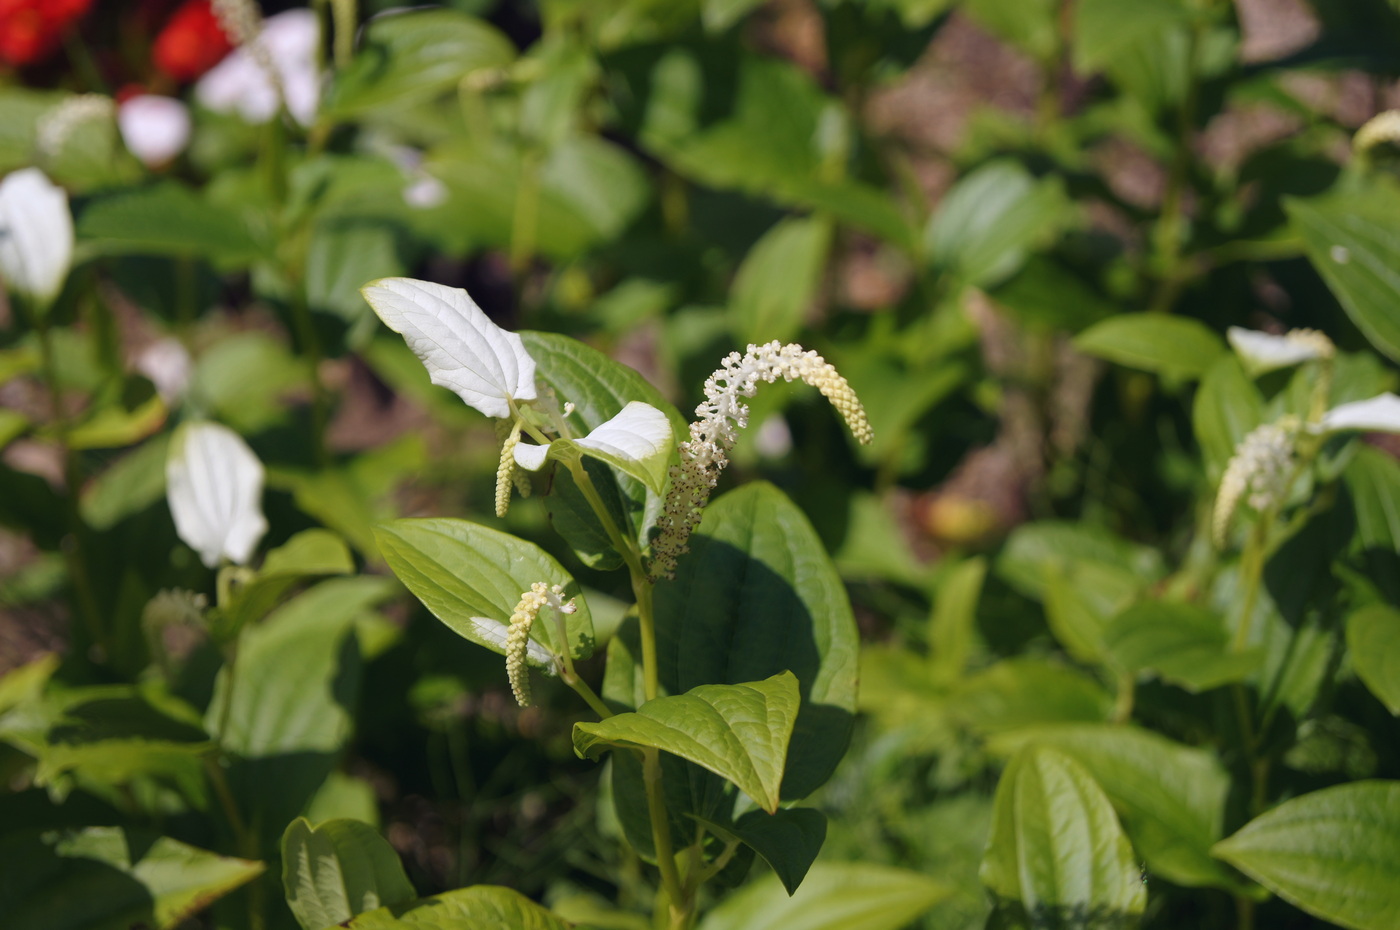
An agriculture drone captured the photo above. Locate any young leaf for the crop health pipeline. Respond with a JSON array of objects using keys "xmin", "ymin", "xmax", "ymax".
[
  {"xmin": 697, "ymin": 862, "xmax": 949, "ymax": 930},
  {"xmin": 1346, "ymin": 605, "xmax": 1400, "ymax": 714},
  {"xmin": 1226, "ymin": 327, "xmax": 1331, "ymax": 376},
  {"xmin": 981, "ymin": 746, "xmax": 1146, "ymax": 923},
  {"xmin": 1103, "ymin": 600, "xmax": 1263, "ymax": 692},
  {"xmin": 1321, "ymin": 393, "xmax": 1400, "ymax": 433},
  {"xmin": 1213, "ymin": 781, "xmax": 1400, "ymax": 930},
  {"xmin": 281, "ymin": 818, "xmax": 416, "ymax": 930},
  {"xmin": 361, "ymin": 277, "xmax": 536, "ymax": 419},
  {"xmin": 1074, "ymin": 314, "xmax": 1225, "ymax": 380},
  {"xmin": 347, "ymin": 886, "xmax": 570, "ymax": 930},
  {"xmin": 1287, "ymin": 191, "xmax": 1400, "ymax": 363},
  {"xmin": 374, "ymin": 517, "xmax": 594, "ymax": 660},
  {"xmin": 574, "ymin": 672, "xmax": 800, "ymax": 814}
]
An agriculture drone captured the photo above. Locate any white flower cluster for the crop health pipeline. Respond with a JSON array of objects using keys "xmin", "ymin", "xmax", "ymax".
[
  {"xmin": 650, "ymin": 342, "xmax": 873, "ymax": 580},
  {"xmin": 1213, "ymin": 418, "xmax": 1299, "ymax": 546},
  {"xmin": 505, "ymin": 582, "xmax": 576, "ymax": 707}
]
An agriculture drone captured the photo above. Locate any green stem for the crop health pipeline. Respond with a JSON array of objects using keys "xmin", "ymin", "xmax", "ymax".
[
  {"xmin": 1112, "ymin": 672, "xmax": 1136, "ymax": 723},
  {"xmin": 550, "ymin": 603, "xmax": 613, "ymax": 719},
  {"xmin": 642, "ymin": 747, "xmax": 688, "ymax": 930},
  {"xmin": 203, "ymin": 754, "xmax": 265, "ymax": 930},
  {"xmin": 1147, "ymin": 20, "xmax": 1204, "ymax": 314}
]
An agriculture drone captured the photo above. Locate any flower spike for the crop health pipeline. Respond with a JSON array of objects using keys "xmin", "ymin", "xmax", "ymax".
[
  {"xmin": 1213, "ymin": 417, "xmax": 1299, "ymax": 547},
  {"xmin": 649, "ymin": 342, "xmax": 871, "ymax": 580},
  {"xmin": 505, "ymin": 583, "xmax": 576, "ymax": 707}
]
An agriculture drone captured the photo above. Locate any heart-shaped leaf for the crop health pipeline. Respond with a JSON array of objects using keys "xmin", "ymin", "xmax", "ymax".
[
  {"xmin": 575, "ymin": 672, "xmax": 799, "ymax": 814},
  {"xmin": 281, "ymin": 818, "xmax": 416, "ymax": 930}
]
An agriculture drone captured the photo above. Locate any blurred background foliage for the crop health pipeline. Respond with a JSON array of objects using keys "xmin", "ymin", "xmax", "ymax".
[{"xmin": 3, "ymin": 0, "xmax": 1400, "ymax": 927}]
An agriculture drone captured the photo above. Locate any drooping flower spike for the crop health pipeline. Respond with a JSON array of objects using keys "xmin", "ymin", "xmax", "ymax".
[
  {"xmin": 649, "ymin": 341, "xmax": 872, "ymax": 580},
  {"xmin": 504, "ymin": 583, "xmax": 576, "ymax": 707}
]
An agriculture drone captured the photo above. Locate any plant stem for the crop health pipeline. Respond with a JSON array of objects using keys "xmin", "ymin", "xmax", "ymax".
[
  {"xmin": 551, "ymin": 602, "xmax": 613, "ymax": 719},
  {"xmin": 642, "ymin": 747, "xmax": 688, "ymax": 930}
]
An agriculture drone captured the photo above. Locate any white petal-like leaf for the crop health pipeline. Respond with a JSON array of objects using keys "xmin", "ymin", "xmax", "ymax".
[
  {"xmin": 1321, "ymin": 393, "xmax": 1400, "ymax": 434},
  {"xmin": 468, "ymin": 617, "xmax": 557, "ymax": 670},
  {"xmin": 1226, "ymin": 327, "xmax": 1327, "ymax": 376},
  {"xmin": 166, "ymin": 421, "xmax": 268, "ymax": 568},
  {"xmin": 361, "ymin": 277, "xmax": 537, "ymax": 418},
  {"xmin": 509, "ymin": 402, "xmax": 674, "ymax": 494},
  {"xmin": 0, "ymin": 167, "xmax": 74, "ymax": 308}
]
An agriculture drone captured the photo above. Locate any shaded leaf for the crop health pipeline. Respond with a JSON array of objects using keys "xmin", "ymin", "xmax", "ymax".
[
  {"xmin": 1346, "ymin": 605, "xmax": 1400, "ymax": 714},
  {"xmin": 281, "ymin": 818, "xmax": 416, "ymax": 930}
]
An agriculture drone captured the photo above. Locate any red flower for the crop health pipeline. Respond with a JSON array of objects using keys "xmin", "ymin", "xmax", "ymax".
[
  {"xmin": 153, "ymin": 0, "xmax": 234, "ymax": 82},
  {"xmin": 0, "ymin": 0, "xmax": 93, "ymax": 67}
]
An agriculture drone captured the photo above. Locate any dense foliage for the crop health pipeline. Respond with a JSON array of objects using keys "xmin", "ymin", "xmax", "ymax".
[{"xmin": 1, "ymin": 1, "xmax": 1399, "ymax": 929}]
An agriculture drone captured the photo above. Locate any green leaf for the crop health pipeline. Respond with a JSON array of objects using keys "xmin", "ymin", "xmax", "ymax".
[
  {"xmin": 729, "ymin": 216, "xmax": 832, "ymax": 346},
  {"xmin": 998, "ymin": 521, "xmax": 1165, "ymax": 602},
  {"xmin": 324, "ymin": 9, "xmax": 516, "ymax": 117},
  {"xmin": 950, "ymin": 659, "xmax": 1115, "ymax": 733},
  {"xmin": 1103, "ymin": 600, "xmax": 1263, "ymax": 692},
  {"xmin": 66, "ymin": 391, "xmax": 167, "ymax": 451},
  {"xmin": 1213, "ymin": 781, "xmax": 1400, "ymax": 930},
  {"xmin": 1288, "ymin": 190, "xmax": 1400, "ymax": 363},
  {"xmin": 374, "ymin": 518, "xmax": 594, "ymax": 661},
  {"xmin": 1344, "ymin": 444, "xmax": 1400, "ymax": 553},
  {"xmin": 1194, "ymin": 354, "xmax": 1265, "ymax": 479},
  {"xmin": 1074, "ymin": 314, "xmax": 1225, "ymax": 380},
  {"xmin": 0, "ymin": 827, "xmax": 263, "ymax": 930},
  {"xmin": 79, "ymin": 434, "xmax": 170, "ymax": 530},
  {"xmin": 0, "ymin": 653, "xmax": 58, "ymax": 715},
  {"xmin": 211, "ymin": 529, "xmax": 355, "ymax": 641},
  {"xmin": 724, "ymin": 807, "xmax": 827, "ymax": 896},
  {"xmin": 306, "ymin": 220, "xmax": 406, "ymax": 341},
  {"xmin": 704, "ymin": 0, "xmax": 766, "ymax": 30},
  {"xmin": 348, "ymin": 886, "xmax": 570, "ymax": 930},
  {"xmin": 516, "ymin": 402, "xmax": 675, "ymax": 497},
  {"xmin": 981, "ymin": 746, "xmax": 1146, "ymax": 924},
  {"xmin": 697, "ymin": 862, "xmax": 949, "ymax": 930},
  {"xmin": 1043, "ymin": 560, "xmax": 1143, "ymax": 665},
  {"xmin": 924, "ymin": 160, "xmax": 1069, "ymax": 287},
  {"xmin": 1073, "ymin": 0, "xmax": 1192, "ymax": 72},
  {"xmin": 575, "ymin": 672, "xmax": 799, "ymax": 813},
  {"xmin": 1346, "ymin": 605, "xmax": 1400, "ymax": 714},
  {"xmin": 190, "ymin": 331, "xmax": 307, "ymax": 434},
  {"xmin": 928, "ymin": 557, "xmax": 987, "ymax": 684},
  {"xmin": 281, "ymin": 818, "xmax": 416, "ymax": 930},
  {"xmin": 988, "ymin": 724, "xmax": 1245, "ymax": 892},
  {"xmin": 655, "ymin": 482, "xmax": 859, "ymax": 800},
  {"xmin": 77, "ymin": 182, "xmax": 263, "ymax": 263}
]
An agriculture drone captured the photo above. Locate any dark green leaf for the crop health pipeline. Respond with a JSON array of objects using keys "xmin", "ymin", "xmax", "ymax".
[
  {"xmin": 77, "ymin": 183, "xmax": 263, "ymax": 263},
  {"xmin": 79, "ymin": 434, "xmax": 170, "ymax": 530},
  {"xmin": 1345, "ymin": 444, "xmax": 1400, "ymax": 553},
  {"xmin": 1213, "ymin": 781, "xmax": 1400, "ymax": 930},
  {"xmin": 0, "ymin": 827, "xmax": 262, "ymax": 930},
  {"xmin": 1288, "ymin": 190, "xmax": 1400, "ymax": 363},
  {"xmin": 281, "ymin": 818, "xmax": 416, "ymax": 930},
  {"xmin": 722, "ymin": 807, "xmax": 827, "ymax": 896},
  {"xmin": 1346, "ymin": 605, "xmax": 1400, "ymax": 714}
]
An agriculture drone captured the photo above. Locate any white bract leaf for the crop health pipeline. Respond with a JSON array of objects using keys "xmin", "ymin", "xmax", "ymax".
[
  {"xmin": 511, "ymin": 402, "xmax": 674, "ymax": 494},
  {"xmin": 118, "ymin": 94, "xmax": 192, "ymax": 167},
  {"xmin": 166, "ymin": 421, "xmax": 268, "ymax": 568},
  {"xmin": 1321, "ymin": 393, "xmax": 1400, "ymax": 434},
  {"xmin": 195, "ymin": 9, "xmax": 321, "ymax": 126},
  {"xmin": 1226, "ymin": 327, "xmax": 1331, "ymax": 376},
  {"xmin": 0, "ymin": 167, "xmax": 74, "ymax": 308},
  {"xmin": 468, "ymin": 617, "xmax": 557, "ymax": 670},
  {"xmin": 362, "ymin": 277, "xmax": 537, "ymax": 419}
]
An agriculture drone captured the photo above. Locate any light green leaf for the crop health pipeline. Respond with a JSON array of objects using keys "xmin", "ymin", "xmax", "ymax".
[
  {"xmin": 374, "ymin": 518, "xmax": 594, "ymax": 660},
  {"xmin": 703, "ymin": 0, "xmax": 766, "ymax": 30},
  {"xmin": 1344, "ymin": 444, "xmax": 1400, "ymax": 553},
  {"xmin": 998, "ymin": 521, "xmax": 1165, "ymax": 602},
  {"xmin": 575, "ymin": 672, "xmax": 799, "ymax": 813},
  {"xmin": 1346, "ymin": 605, "xmax": 1400, "ymax": 714},
  {"xmin": 348, "ymin": 886, "xmax": 570, "ymax": 930},
  {"xmin": 281, "ymin": 818, "xmax": 416, "ymax": 930},
  {"xmin": 1213, "ymin": 781, "xmax": 1400, "ymax": 930},
  {"xmin": 924, "ymin": 160, "xmax": 1069, "ymax": 287},
  {"xmin": 77, "ymin": 182, "xmax": 262, "ymax": 263},
  {"xmin": 1044, "ymin": 560, "xmax": 1143, "ymax": 665},
  {"xmin": 1074, "ymin": 314, "xmax": 1225, "ymax": 380},
  {"xmin": 0, "ymin": 827, "xmax": 262, "ymax": 930},
  {"xmin": 698, "ymin": 862, "xmax": 949, "ymax": 930},
  {"xmin": 981, "ymin": 746, "xmax": 1146, "ymax": 923},
  {"xmin": 950, "ymin": 659, "xmax": 1114, "ymax": 733},
  {"xmin": 1103, "ymin": 600, "xmax": 1263, "ymax": 692},
  {"xmin": 729, "ymin": 215, "xmax": 832, "ymax": 346},
  {"xmin": 928, "ymin": 557, "xmax": 987, "ymax": 684},
  {"xmin": 1073, "ymin": 0, "xmax": 1192, "ymax": 72},
  {"xmin": 1288, "ymin": 190, "xmax": 1400, "ymax": 363},
  {"xmin": 210, "ymin": 529, "xmax": 354, "ymax": 641},
  {"xmin": 66, "ymin": 392, "xmax": 166, "ymax": 451},
  {"xmin": 324, "ymin": 9, "xmax": 515, "ymax": 116},
  {"xmin": 0, "ymin": 652, "xmax": 58, "ymax": 715},
  {"xmin": 988, "ymin": 724, "xmax": 1246, "ymax": 892}
]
